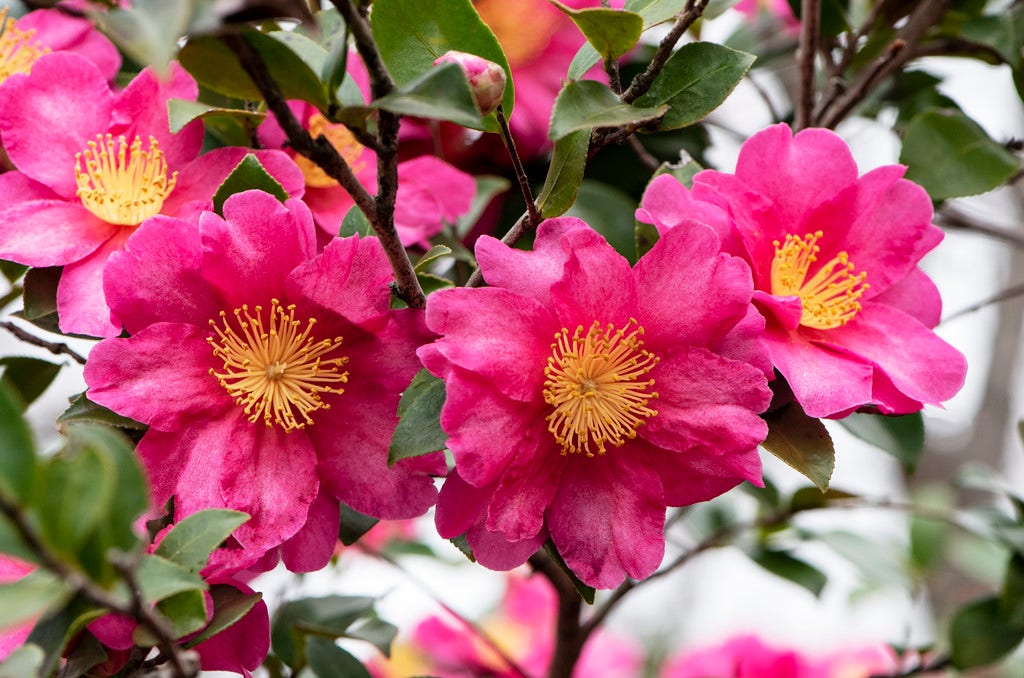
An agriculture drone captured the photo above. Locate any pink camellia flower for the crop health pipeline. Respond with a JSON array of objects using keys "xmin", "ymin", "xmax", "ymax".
[
  {"xmin": 637, "ymin": 123, "xmax": 967, "ymax": 418},
  {"xmin": 434, "ymin": 50, "xmax": 507, "ymax": 116},
  {"xmin": 258, "ymin": 96, "xmax": 476, "ymax": 247},
  {"xmin": 372, "ymin": 573, "xmax": 642, "ymax": 678},
  {"xmin": 734, "ymin": 0, "xmax": 800, "ymax": 32},
  {"xmin": 420, "ymin": 217, "xmax": 773, "ymax": 588},
  {"xmin": 0, "ymin": 555, "xmax": 35, "ymax": 661},
  {"xmin": 84, "ymin": 190, "xmax": 444, "ymax": 568},
  {"xmin": 662, "ymin": 634, "xmax": 897, "ymax": 678},
  {"xmin": 0, "ymin": 6, "xmax": 119, "ymax": 86},
  {"xmin": 0, "ymin": 51, "xmax": 204, "ymax": 337}
]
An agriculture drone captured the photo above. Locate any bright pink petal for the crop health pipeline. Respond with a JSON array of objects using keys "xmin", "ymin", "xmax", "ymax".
[
  {"xmin": 426, "ymin": 287, "xmax": 556, "ymax": 402},
  {"xmin": 549, "ymin": 224, "xmax": 636, "ymax": 330},
  {"xmin": 653, "ymin": 445, "xmax": 763, "ymax": 507},
  {"xmin": 485, "ymin": 428, "xmax": 561, "ymax": 541},
  {"xmin": 87, "ymin": 614, "xmax": 135, "ymax": 651},
  {"xmin": 85, "ymin": 323, "xmax": 231, "ymax": 430},
  {"xmin": 711, "ymin": 304, "xmax": 773, "ymax": 379},
  {"xmin": 0, "ymin": 52, "xmax": 113, "ymax": 197},
  {"xmin": 548, "ymin": 454, "xmax": 665, "ymax": 588},
  {"xmin": 871, "ymin": 266, "xmax": 942, "ymax": 328},
  {"xmin": 18, "ymin": 9, "xmax": 121, "ymax": 81},
  {"xmin": 280, "ymin": 491, "xmax": 339, "ymax": 573},
  {"xmin": 393, "ymin": 156, "xmax": 475, "ymax": 246},
  {"xmin": 193, "ymin": 581, "xmax": 270, "ymax": 676},
  {"xmin": 635, "ymin": 174, "xmax": 746, "ymax": 258},
  {"xmin": 303, "ymin": 184, "xmax": 355, "ymax": 234},
  {"xmin": 200, "ymin": 194, "xmax": 316, "ymax": 309},
  {"xmin": 633, "ymin": 220, "xmax": 755, "ymax": 351},
  {"xmin": 0, "ymin": 191, "xmax": 115, "ymax": 267},
  {"xmin": 56, "ymin": 228, "xmax": 131, "ymax": 337},
  {"xmin": 105, "ymin": 215, "xmax": 220, "ymax": 333},
  {"xmin": 753, "ymin": 289, "xmax": 803, "ymax": 332}
]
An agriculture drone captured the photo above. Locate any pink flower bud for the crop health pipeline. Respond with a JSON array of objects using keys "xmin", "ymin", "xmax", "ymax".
[{"xmin": 434, "ymin": 50, "xmax": 506, "ymax": 116}]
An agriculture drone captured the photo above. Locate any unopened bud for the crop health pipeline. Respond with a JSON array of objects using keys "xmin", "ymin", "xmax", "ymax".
[{"xmin": 434, "ymin": 50, "xmax": 506, "ymax": 116}]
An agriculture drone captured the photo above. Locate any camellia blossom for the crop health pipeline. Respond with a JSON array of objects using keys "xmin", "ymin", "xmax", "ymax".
[
  {"xmin": 434, "ymin": 50, "xmax": 507, "ymax": 116},
  {"xmin": 637, "ymin": 123, "xmax": 967, "ymax": 418},
  {"xmin": 420, "ymin": 217, "xmax": 773, "ymax": 588},
  {"xmin": 84, "ymin": 190, "xmax": 443, "ymax": 569},
  {"xmin": 0, "ymin": 6, "xmax": 119, "ymax": 87},
  {"xmin": 258, "ymin": 98, "xmax": 476, "ymax": 247},
  {"xmin": 0, "ymin": 51, "xmax": 204, "ymax": 336},
  {"xmin": 734, "ymin": 0, "xmax": 800, "ymax": 32}
]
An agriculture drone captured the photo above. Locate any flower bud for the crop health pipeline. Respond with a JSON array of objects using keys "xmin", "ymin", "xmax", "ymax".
[{"xmin": 434, "ymin": 50, "xmax": 506, "ymax": 116}]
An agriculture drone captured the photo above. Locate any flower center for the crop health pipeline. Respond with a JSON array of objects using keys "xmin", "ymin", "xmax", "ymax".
[
  {"xmin": 297, "ymin": 114, "xmax": 366, "ymax": 188},
  {"xmin": 474, "ymin": 0, "xmax": 557, "ymax": 68},
  {"xmin": 207, "ymin": 299, "xmax": 349, "ymax": 433},
  {"xmin": 0, "ymin": 8, "xmax": 49, "ymax": 84},
  {"xmin": 770, "ymin": 231, "xmax": 869, "ymax": 330},
  {"xmin": 543, "ymin": 319, "xmax": 659, "ymax": 457},
  {"xmin": 74, "ymin": 134, "xmax": 177, "ymax": 226}
]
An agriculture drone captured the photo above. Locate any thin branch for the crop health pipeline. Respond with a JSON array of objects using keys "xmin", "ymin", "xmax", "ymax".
[
  {"xmin": 943, "ymin": 282, "xmax": 1024, "ymax": 323},
  {"xmin": 628, "ymin": 135, "xmax": 661, "ymax": 170},
  {"xmin": 746, "ymin": 72, "xmax": 784, "ymax": 123},
  {"xmin": 528, "ymin": 553, "xmax": 584, "ymax": 678},
  {"xmin": 330, "ymin": 0, "xmax": 395, "ymax": 99},
  {"xmin": 496, "ymin": 105, "xmax": 541, "ymax": 229},
  {"xmin": 938, "ymin": 203, "xmax": 1024, "ymax": 249},
  {"xmin": 869, "ymin": 656, "xmax": 952, "ymax": 678},
  {"xmin": 222, "ymin": 33, "xmax": 426, "ymax": 309},
  {"xmin": 620, "ymin": 0, "xmax": 711, "ymax": 104},
  {"xmin": 0, "ymin": 320, "xmax": 87, "ymax": 365},
  {"xmin": 795, "ymin": 0, "xmax": 821, "ymax": 130}
]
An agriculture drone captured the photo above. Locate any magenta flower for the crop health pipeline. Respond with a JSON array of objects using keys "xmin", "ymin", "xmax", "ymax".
[
  {"xmin": 637, "ymin": 123, "xmax": 967, "ymax": 418},
  {"xmin": 734, "ymin": 0, "xmax": 800, "ymax": 32},
  {"xmin": 258, "ymin": 99, "xmax": 476, "ymax": 246},
  {"xmin": 84, "ymin": 190, "xmax": 443, "ymax": 567},
  {"xmin": 0, "ymin": 6, "xmax": 119, "ymax": 87},
  {"xmin": 421, "ymin": 217, "xmax": 772, "ymax": 588},
  {"xmin": 0, "ymin": 51, "xmax": 204, "ymax": 336},
  {"xmin": 0, "ymin": 555, "xmax": 34, "ymax": 661},
  {"xmin": 434, "ymin": 50, "xmax": 507, "ymax": 116}
]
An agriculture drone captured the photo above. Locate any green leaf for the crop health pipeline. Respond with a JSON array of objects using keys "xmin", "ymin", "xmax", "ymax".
[
  {"xmin": 135, "ymin": 554, "xmax": 208, "ymax": 604},
  {"xmin": 24, "ymin": 596, "xmax": 104, "ymax": 678},
  {"xmin": 184, "ymin": 585, "xmax": 263, "ymax": 648},
  {"xmin": 749, "ymin": 548, "xmax": 828, "ymax": 596},
  {"xmin": 0, "ymin": 571, "xmax": 72, "ymax": 630},
  {"xmin": 550, "ymin": 1, "xmax": 644, "ymax": 61},
  {"xmin": 0, "ymin": 357, "xmax": 60, "ymax": 409},
  {"xmin": 536, "ymin": 130, "xmax": 590, "ymax": 217},
  {"xmin": 414, "ymin": 246, "xmax": 454, "ymax": 273},
  {"xmin": 549, "ymin": 80, "xmax": 666, "ymax": 141},
  {"xmin": 345, "ymin": 617, "xmax": 398, "ymax": 657},
  {"xmin": 788, "ymin": 486, "xmax": 855, "ymax": 513},
  {"xmin": 950, "ymin": 596, "xmax": 1024, "ymax": 669},
  {"xmin": 450, "ymin": 534, "xmax": 475, "ymax": 562},
  {"xmin": 178, "ymin": 32, "xmax": 327, "ymax": 111},
  {"xmin": 306, "ymin": 637, "xmax": 372, "ymax": 678},
  {"xmin": 1001, "ymin": 553, "xmax": 1024, "ymax": 628},
  {"xmin": 633, "ymin": 42, "xmax": 756, "ymax": 130},
  {"xmin": 762, "ymin": 402, "xmax": 835, "ymax": 492},
  {"xmin": 567, "ymin": 42, "xmax": 603, "ymax": 80},
  {"xmin": 338, "ymin": 503, "xmax": 380, "ymax": 547},
  {"xmin": 389, "ymin": 369, "xmax": 447, "ymax": 465},
  {"xmin": 0, "ymin": 261, "xmax": 26, "ymax": 284},
  {"xmin": 36, "ymin": 442, "xmax": 113, "ymax": 555},
  {"xmin": 0, "ymin": 382, "xmax": 34, "ymax": 503},
  {"xmin": 372, "ymin": 63, "xmax": 484, "ymax": 129},
  {"xmin": 960, "ymin": 9, "xmax": 1024, "ymax": 69},
  {"xmin": 455, "ymin": 176, "xmax": 510, "ymax": 239},
  {"xmin": 212, "ymin": 154, "xmax": 290, "ymax": 215},
  {"xmin": 623, "ymin": 0, "xmax": 686, "ymax": 26},
  {"xmin": 340, "ymin": 205, "xmax": 375, "ymax": 238},
  {"xmin": 57, "ymin": 392, "xmax": 147, "ymax": 431},
  {"xmin": 57, "ymin": 632, "xmax": 107, "ymax": 678},
  {"xmin": 370, "ymin": 0, "xmax": 514, "ymax": 128},
  {"xmin": 0, "ymin": 512, "xmax": 38, "ymax": 564},
  {"xmin": 90, "ymin": 0, "xmax": 193, "ymax": 73},
  {"xmin": 167, "ymin": 98, "xmax": 266, "ymax": 135},
  {"xmin": 21, "ymin": 267, "xmax": 59, "ymax": 321},
  {"xmin": 156, "ymin": 589, "xmax": 209, "ymax": 639},
  {"xmin": 0, "ymin": 644, "xmax": 44, "ymax": 678},
  {"xmin": 901, "ymin": 109, "xmax": 1019, "ymax": 200},
  {"xmin": 839, "ymin": 411, "xmax": 925, "ymax": 473},
  {"xmin": 272, "ymin": 595, "xmax": 377, "ymax": 669},
  {"xmin": 543, "ymin": 541, "xmax": 595, "ymax": 604},
  {"xmin": 566, "ymin": 180, "xmax": 637, "ymax": 262},
  {"xmin": 154, "ymin": 509, "xmax": 250, "ymax": 574}
]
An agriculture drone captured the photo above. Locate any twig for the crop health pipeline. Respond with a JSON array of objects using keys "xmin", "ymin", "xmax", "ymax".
[
  {"xmin": 620, "ymin": 0, "xmax": 711, "ymax": 104},
  {"xmin": 628, "ymin": 135, "xmax": 661, "ymax": 170},
  {"xmin": 496, "ymin": 105, "xmax": 541, "ymax": 229},
  {"xmin": 528, "ymin": 552, "xmax": 584, "ymax": 678},
  {"xmin": 795, "ymin": 0, "xmax": 821, "ymax": 130},
  {"xmin": 938, "ymin": 204, "xmax": 1024, "ymax": 249},
  {"xmin": 222, "ymin": 34, "xmax": 426, "ymax": 309},
  {"xmin": 0, "ymin": 320, "xmax": 87, "ymax": 365},
  {"xmin": 746, "ymin": 72, "xmax": 784, "ymax": 123},
  {"xmin": 869, "ymin": 655, "xmax": 952, "ymax": 678},
  {"xmin": 943, "ymin": 282, "xmax": 1024, "ymax": 323}
]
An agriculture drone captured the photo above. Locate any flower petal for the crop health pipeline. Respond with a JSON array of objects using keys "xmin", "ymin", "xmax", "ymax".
[
  {"xmin": 56, "ymin": 228, "xmax": 131, "ymax": 337},
  {"xmin": 0, "ymin": 182, "xmax": 115, "ymax": 266},
  {"xmin": 393, "ymin": 156, "xmax": 475, "ymax": 246},
  {"xmin": 871, "ymin": 266, "xmax": 942, "ymax": 328},
  {"xmin": 280, "ymin": 490, "xmax": 339, "ymax": 573},
  {"xmin": 193, "ymin": 580, "xmax": 270, "ymax": 676},
  {"xmin": 550, "ymin": 223, "xmax": 636, "ymax": 329},
  {"xmin": 635, "ymin": 174, "xmax": 745, "ymax": 258}
]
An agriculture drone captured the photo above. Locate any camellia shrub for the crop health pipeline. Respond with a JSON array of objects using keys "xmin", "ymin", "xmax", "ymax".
[{"xmin": 0, "ymin": 0, "xmax": 1019, "ymax": 676}]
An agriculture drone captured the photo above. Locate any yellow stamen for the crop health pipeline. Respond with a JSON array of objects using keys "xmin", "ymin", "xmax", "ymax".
[
  {"xmin": 0, "ymin": 8, "xmax": 49, "ymax": 83},
  {"xmin": 297, "ymin": 114, "xmax": 366, "ymax": 188},
  {"xmin": 543, "ymin": 319, "xmax": 659, "ymax": 457},
  {"xmin": 474, "ymin": 0, "xmax": 557, "ymax": 67},
  {"xmin": 770, "ymin": 230, "xmax": 869, "ymax": 330},
  {"xmin": 207, "ymin": 299, "xmax": 349, "ymax": 432},
  {"xmin": 74, "ymin": 134, "xmax": 177, "ymax": 226}
]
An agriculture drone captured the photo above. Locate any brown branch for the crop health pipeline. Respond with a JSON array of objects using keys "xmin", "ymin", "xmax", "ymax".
[
  {"xmin": 330, "ymin": 0, "xmax": 395, "ymax": 99},
  {"xmin": 795, "ymin": 0, "xmax": 821, "ymax": 130},
  {"xmin": 938, "ymin": 203, "xmax": 1024, "ymax": 249},
  {"xmin": 620, "ymin": 0, "xmax": 711, "ymax": 104},
  {"xmin": 528, "ymin": 552, "xmax": 584, "ymax": 678},
  {"xmin": 497, "ymin": 105, "xmax": 541, "ymax": 230},
  {"xmin": 0, "ymin": 320, "xmax": 87, "ymax": 365}
]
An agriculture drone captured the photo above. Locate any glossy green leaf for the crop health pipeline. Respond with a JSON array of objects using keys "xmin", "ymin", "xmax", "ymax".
[
  {"xmin": 750, "ymin": 548, "xmax": 827, "ymax": 597},
  {"xmin": 0, "ymin": 261, "xmax": 26, "ymax": 284},
  {"xmin": 543, "ymin": 541, "xmax": 595, "ymax": 604},
  {"xmin": 566, "ymin": 180, "xmax": 637, "ymax": 262},
  {"xmin": 551, "ymin": 1, "xmax": 643, "ymax": 61},
  {"xmin": 135, "ymin": 554, "xmax": 208, "ymax": 604},
  {"xmin": 212, "ymin": 154, "xmax": 290, "ymax": 215},
  {"xmin": 24, "ymin": 596, "xmax": 104, "ymax": 678},
  {"xmin": 338, "ymin": 503, "xmax": 380, "ymax": 547},
  {"xmin": 840, "ymin": 411, "xmax": 925, "ymax": 473},
  {"xmin": 21, "ymin": 267, "xmax": 59, "ymax": 321},
  {"xmin": 762, "ymin": 402, "xmax": 835, "ymax": 492},
  {"xmin": 0, "ymin": 571, "xmax": 72, "ymax": 630},
  {"xmin": 549, "ymin": 80, "xmax": 666, "ymax": 140},
  {"xmin": 370, "ymin": 0, "xmax": 514, "ymax": 125},
  {"xmin": 536, "ymin": 130, "xmax": 590, "ymax": 217},
  {"xmin": 624, "ymin": 0, "xmax": 686, "ymax": 26},
  {"xmin": 389, "ymin": 369, "xmax": 447, "ymax": 465},
  {"xmin": 36, "ymin": 443, "xmax": 112, "ymax": 554},
  {"xmin": 345, "ymin": 617, "xmax": 398, "ymax": 657},
  {"xmin": 154, "ymin": 509, "xmax": 250, "ymax": 574},
  {"xmin": 90, "ymin": 0, "xmax": 192, "ymax": 73},
  {"xmin": 0, "ymin": 357, "xmax": 60, "ymax": 409},
  {"xmin": 633, "ymin": 42, "xmax": 755, "ymax": 130},
  {"xmin": 0, "ymin": 382, "xmax": 34, "ymax": 503},
  {"xmin": 372, "ymin": 62, "xmax": 484, "ymax": 128},
  {"xmin": 339, "ymin": 205, "xmax": 375, "ymax": 238},
  {"xmin": 184, "ymin": 585, "xmax": 263, "ymax": 648},
  {"xmin": 57, "ymin": 392, "xmax": 147, "ymax": 431},
  {"xmin": 901, "ymin": 109, "xmax": 1019, "ymax": 200},
  {"xmin": 950, "ymin": 596, "xmax": 1024, "ymax": 669},
  {"xmin": 0, "ymin": 512, "xmax": 38, "ymax": 564},
  {"xmin": 167, "ymin": 98, "xmax": 266, "ymax": 135},
  {"xmin": 567, "ymin": 42, "xmax": 603, "ymax": 80},
  {"xmin": 960, "ymin": 9, "xmax": 1024, "ymax": 69},
  {"xmin": 787, "ymin": 486, "xmax": 855, "ymax": 513},
  {"xmin": 272, "ymin": 595, "xmax": 377, "ymax": 669},
  {"xmin": 0, "ymin": 644, "xmax": 44, "ymax": 678},
  {"xmin": 1001, "ymin": 553, "xmax": 1024, "ymax": 628},
  {"xmin": 156, "ymin": 589, "xmax": 209, "ymax": 639},
  {"xmin": 306, "ymin": 637, "xmax": 372, "ymax": 678},
  {"xmin": 414, "ymin": 245, "xmax": 453, "ymax": 273}
]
